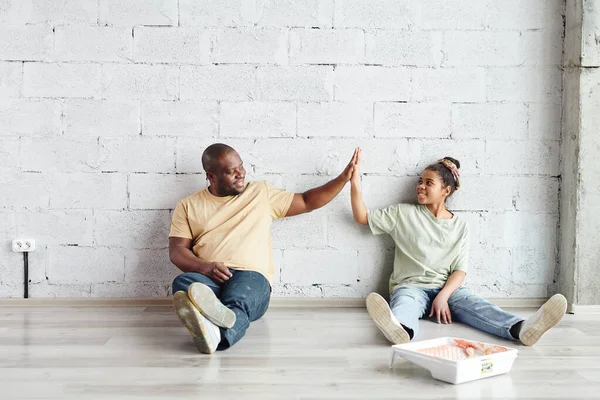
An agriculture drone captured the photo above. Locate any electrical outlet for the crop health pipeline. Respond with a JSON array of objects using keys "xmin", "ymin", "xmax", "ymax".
[{"xmin": 12, "ymin": 239, "xmax": 36, "ymax": 252}]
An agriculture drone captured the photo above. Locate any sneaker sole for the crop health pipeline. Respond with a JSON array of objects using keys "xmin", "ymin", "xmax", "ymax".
[
  {"xmin": 520, "ymin": 294, "xmax": 567, "ymax": 346},
  {"xmin": 366, "ymin": 292, "xmax": 410, "ymax": 345},
  {"xmin": 188, "ymin": 282, "xmax": 236, "ymax": 329},
  {"xmin": 173, "ymin": 291, "xmax": 218, "ymax": 354}
]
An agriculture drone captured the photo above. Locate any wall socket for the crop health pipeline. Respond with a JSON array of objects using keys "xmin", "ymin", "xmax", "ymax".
[{"xmin": 12, "ymin": 239, "xmax": 36, "ymax": 252}]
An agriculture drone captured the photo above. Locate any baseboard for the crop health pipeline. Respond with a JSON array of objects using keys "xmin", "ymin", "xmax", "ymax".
[
  {"xmin": 569, "ymin": 304, "xmax": 600, "ymax": 315},
  {"xmin": 0, "ymin": 297, "xmax": 548, "ymax": 308}
]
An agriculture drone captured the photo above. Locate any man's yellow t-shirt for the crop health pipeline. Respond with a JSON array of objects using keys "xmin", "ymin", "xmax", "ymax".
[{"xmin": 169, "ymin": 181, "xmax": 294, "ymax": 283}]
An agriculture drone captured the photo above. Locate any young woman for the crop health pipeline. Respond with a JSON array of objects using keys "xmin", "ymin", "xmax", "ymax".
[{"xmin": 349, "ymin": 148, "xmax": 567, "ymax": 345}]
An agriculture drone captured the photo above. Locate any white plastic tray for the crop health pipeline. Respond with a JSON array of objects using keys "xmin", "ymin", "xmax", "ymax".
[{"xmin": 390, "ymin": 337, "xmax": 518, "ymax": 385}]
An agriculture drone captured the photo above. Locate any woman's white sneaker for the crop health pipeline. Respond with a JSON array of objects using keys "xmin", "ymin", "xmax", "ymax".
[
  {"xmin": 366, "ymin": 292, "xmax": 410, "ymax": 345},
  {"xmin": 519, "ymin": 293, "xmax": 567, "ymax": 346}
]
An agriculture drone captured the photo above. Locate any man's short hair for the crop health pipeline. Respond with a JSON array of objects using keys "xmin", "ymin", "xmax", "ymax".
[{"xmin": 201, "ymin": 143, "xmax": 235, "ymax": 172}]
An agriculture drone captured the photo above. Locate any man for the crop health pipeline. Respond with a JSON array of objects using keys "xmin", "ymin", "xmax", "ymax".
[{"xmin": 170, "ymin": 143, "xmax": 358, "ymax": 353}]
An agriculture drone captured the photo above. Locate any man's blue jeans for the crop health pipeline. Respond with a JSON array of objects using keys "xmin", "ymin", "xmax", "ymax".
[
  {"xmin": 172, "ymin": 270, "xmax": 270, "ymax": 350},
  {"xmin": 390, "ymin": 285, "xmax": 524, "ymax": 341}
]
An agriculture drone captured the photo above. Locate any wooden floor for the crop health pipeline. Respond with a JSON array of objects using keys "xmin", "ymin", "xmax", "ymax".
[{"xmin": 0, "ymin": 305, "xmax": 597, "ymax": 399}]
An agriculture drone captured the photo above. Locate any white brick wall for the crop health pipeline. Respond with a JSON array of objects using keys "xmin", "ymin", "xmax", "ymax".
[{"xmin": 0, "ymin": 0, "xmax": 564, "ymax": 299}]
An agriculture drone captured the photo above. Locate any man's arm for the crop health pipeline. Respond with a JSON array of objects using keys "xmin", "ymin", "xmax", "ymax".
[
  {"xmin": 286, "ymin": 148, "xmax": 358, "ymax": 217},
  {"xmin": 169, "ymin": 237, "xmax": 232, "ymax": 283}
]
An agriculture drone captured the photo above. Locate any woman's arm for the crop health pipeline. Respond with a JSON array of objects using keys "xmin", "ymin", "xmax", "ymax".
[
  {"xmin": 429, "ymin": 270, "xmax": 466, "ymax": 324},
  {"xmin": 350, "ymin": 148, "xmax": 368, "ymax": 225},
  {"xmin": 439, "ymin": 270, "xmax": 466, "ymax": 299}
]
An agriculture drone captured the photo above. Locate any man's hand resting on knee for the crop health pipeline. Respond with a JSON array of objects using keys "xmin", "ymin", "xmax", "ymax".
[{"xmin": 205, "ymin": 261, "xmax": 233, "ymax": 283}]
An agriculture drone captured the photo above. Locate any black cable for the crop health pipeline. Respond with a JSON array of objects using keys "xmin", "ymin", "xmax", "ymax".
[{"xmin": 24, "ymin": 252, "xmax": 29, "ymax": 299}]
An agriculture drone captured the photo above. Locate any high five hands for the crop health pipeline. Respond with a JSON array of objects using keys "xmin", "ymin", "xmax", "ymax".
[{"xmin": 339, "ymin": 147, "xmax": 362, "ymax": 183}]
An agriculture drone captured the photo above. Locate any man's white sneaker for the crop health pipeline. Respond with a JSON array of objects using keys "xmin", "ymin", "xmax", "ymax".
[
  {"xmin": 366, "ymin": 292, "xmax": 410, "ymax": 345},
  {"xmin": 188, "ymin": 282, "xmax": 236, "ymax": 329},
  {"xmin": 173, "ymin": 291, "xmax": 221, "ymax": 354},
  {"xmin": 519, "ymin": 293, "xmax": 567, "ymax": 346}
]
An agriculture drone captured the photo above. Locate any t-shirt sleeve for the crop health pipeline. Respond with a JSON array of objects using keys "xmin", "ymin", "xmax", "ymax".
[
  {"xmin": 367, "ymin": 205, "xmax": 400, "ymax": 235},
  {"xmin": 451, "ymin": 224, "xmax": 470, "ymax": 274},
  {"xmin": 169, "ymin": 200, "xmax": 193, "ymax": 239},
  {"xmin": 266, "ymin": 182, "xmax": 295, "ymax": 220}
]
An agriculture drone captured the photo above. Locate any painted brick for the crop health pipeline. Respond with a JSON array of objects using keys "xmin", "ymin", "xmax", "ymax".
[
  {"xmin": 220, "ymin": 102, "xmax": 296, "ymax": 138},
  {"xmin": 142, "ymin": 101, "xmax": 218, "ymax": 137},
  {"xmin": 481, "ymin": 212, "xmax": 558, "ymax": 251},
  {"xmin": 124, "ymin": 249, "xmax": 179, "ymax": 283},
  {"xmin": 134, "ymin": 27, "xmax": 211, "ymax": 64},
  {"xmin": 298, "ymin": 102, "xmax": 372, "ymax": 138},
  {"xmin": 55, "ymin": 26, "xmax": 132, "ymax": 63},
  {"xmin": 356, "ymin": 248, "xmax": 394, "ymax": 295},
  {"xmin": 99, "ymin": 0, "xmax": 177, "ymax": 26},
  {"xmin": 391, "ymin": 138, "xmax": 484, "ymax": 176},
  {"xmin": 486, "ymin": 67, "xmax": 562, "ymax": 103},
  {"xmin": 451, "ymin": 176, "xmax": 515, "ymax": 211},
  {"xmin": 442, "ymin": 31, "xmax": 523, "ymax": 66},
  {"xmin": 213, "ymin": 28, "xmax": 288, "ymax": 65},
  {"xmin": 48, "ymin": 246, "xmax": 125, "ymax": 284},
  {"xmin": 0, "ymin": 173, "xmax": 50, "ymax": 208},
  {"xmin": 29, "ymin": 282, "xmax": 92, "ymax": 297},
  {"xmin": 513, "ymin": 248, "xmax": 555, "ymax": 285},
  {"xmin": 49, "ymin": 173, "xmax": 127, "ymax": 210},
  {"xmin": 272, "ymin": 213, "xmax": 327, "ymax": 249},
  {"xmin": 417, "ymin": 0, "xmax": 487, "ymax": 30},
  {"xmin": 467, "ymin": 246, "xmax": 513, "ymax": 295},
  {"xmin": 334, "ymin": 66, "xmax": 411, "ymax": 101},
  {"xmin": 94, "ymin": 210, "xmax": 171, "ymax": 248},
  {"xmin": 365, "ymin": 30, "xmax": 442, "ymax": 67},
  {"xmin": 0, "ymin": 25, "xmax": 52, "ymax": 61},
  {"xmin": 24, "ymin": 63, "xmax": 101, "ymax": 99},
  {"xmin": 412, "ymin": 68, "xmax": 485, "ymax": 102},
  {"xmin": 485, "ymin": 0, "xmax": 564, "ymax": 30},
  {"xmin": 271, "ymin": 283, "xmax": 322, "ymax": 297},
  {"xmin": 21, "ymin": 137, "xmax": 100, "ymax": 173},
  {"xmin": 290, "ymin": 28, "xmax": 364, "ymax": 64},
  {"xmin": 102, "ymin": 64, "xmax": 178, "ymax": 100},
  {"xmin": 528, "ymin": 103, "xmax": 562, "ymax": 141},
  {"xmin": 513, "ymin": 177, "xmax": 559, "ymax": 213},
  {"xmin": 334, "ymin": 0, "xmax": 416, "ymax": 29},
  {"xmin": 179, "ymin": 0, "xmax": 251, "ymax": 27},
  {"xmin": 0, "ymin": 99, "xmax": 61, "ymax": 136},
  {"xmin": 98, "ymin": 136, "xmax": 176, "ymax": 173},
  {"xmin": 326, "ymin": 213, "xmax": 393, "ymax": 251},
  {"xmin": 281, "ymin": 249, "xmax": 358, "ymax": 285},
  {"xmin": 0, "ymin": 136, "xmax": 19, "ymax": 172},
  {"xmin": 8, "ymin": 209, "xmax": 94, "ymax": 245},
  {"xmin": 180, "ymin": 65, "xmax": 255, "ymax": 101},
  {"xmin": 17, "ymin": 0, "xmax": 97, "ymax": 24},
  {"xmin": 452, "ymin": 103, "xmax": 528, "ymax": 140},
  {"xmin": 520, "ymin": 30, "xmax": 564, "ymax": 66},
  {"xmin": 129, "ymin": 174, "xmax": 203, "ymax": 209},
  {"xmin": 91, "ymin": 282, "xmax": 170, "ymax": 297},
  {"xmin": 0, "ymin": 62, "xmax": 22, "ymax": 97},
  {"xmin": 63, "ymin": 100, "xmax": 140, "ymax": 136},
  {"xmin": 375, "ymin": 102, "xmax": 451, "ymax": 139},
  {"xmin": 257, "ymin": 66, "xmax": 334, "ymax": 101},
  {"xmin": 484, "ymin": 140, "xmax": 560, "ymax": 176},
  {"xmin": 255, "ymin": 0, "xmax": 334, "ymax": 27}
]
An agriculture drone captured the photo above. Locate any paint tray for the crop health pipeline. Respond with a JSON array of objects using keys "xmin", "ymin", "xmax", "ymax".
[{"xmin": 390, "ymin": 337, "xmax": 518, "ymax": 384}]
